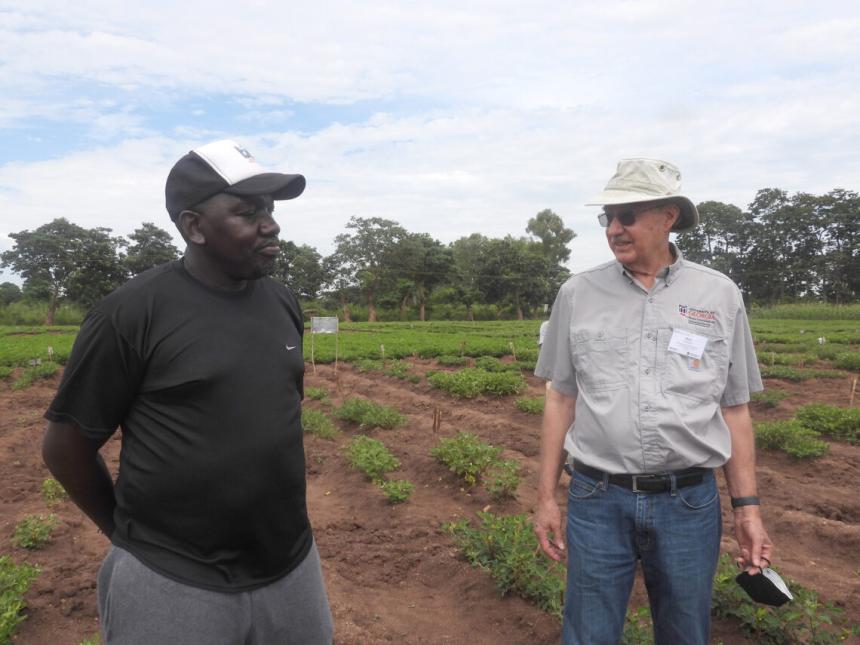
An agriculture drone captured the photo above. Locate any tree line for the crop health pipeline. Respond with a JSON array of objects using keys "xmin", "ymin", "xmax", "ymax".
[{"xmin": 1, "ymin": 187, "xmax": 857, "ymax": 324}]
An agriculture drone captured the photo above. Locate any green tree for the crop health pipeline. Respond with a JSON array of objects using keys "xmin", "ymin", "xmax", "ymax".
[
  {"xmin": 1, "ymin": 218, "xmax": 127, "ymax": 323},
  {"xmin": 816, "ymin": 189, "xmax": 860, "ymax": 303},
  {"xmin": 331, "ymin": 216, "xmax": 408, "ymax": 322},
  {"xmin": 450, "ymin": 234, "xmax": 489, "ymax": 321},
  {"xmin": 0, "ymin": 281, "xmax": 22, "ymax": 306},
  {"xmin": 675, "ymin": 201, "xmax": 754, "ymax": 297},
  {"xmin": 123, "ymin": 222, "xmax": 180, "ymax": 276},
  {"xmin": 273, "ymin": 241, "xmax": 328, "ymax": 300},
  {"xmin": 745, "ymin": 189, "xmax": 824, "ymax": 303},
  {"xmin": 386, "ymin": 233, "xmax": 451, "ymax": 321},
  {"xmin": 476, "ymin": 236, "xmax": 555, "ymax": 320},
  {"xmin": 526, "ymin": 209, "xmax": 575, "ymax": 265}
]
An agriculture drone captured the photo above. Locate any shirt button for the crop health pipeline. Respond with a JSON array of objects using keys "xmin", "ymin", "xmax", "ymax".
[
  {"xmin": 644, "ymin": 405, "xmax": 652, "ymax": 411},
  {"xmin": 648, "ymin": 297, "xmax": 654, "ymax": 303},
  {"xmin": 645, "ymin": 368, "xmax": 651, "ymax": 374},
  {"xmin": 646, "ymin": 333, "xmax": 653, "ymax": 340}
]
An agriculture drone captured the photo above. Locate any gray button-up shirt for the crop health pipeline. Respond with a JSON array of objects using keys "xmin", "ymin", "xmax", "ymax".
[{"xmin": 535, "ymin": 246, "xmax": 762, "ymax": 473}]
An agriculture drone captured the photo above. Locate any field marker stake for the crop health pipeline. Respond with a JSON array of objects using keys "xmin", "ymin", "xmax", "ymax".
[
  {"xmin": 851, "ymin": 377, "xmax": 857, "ymax": 407},
  {"xmin": 509, "ymin": 341, "xmax": 517, "ymax": 361},
  {"xmin": 310, "ymin": 333, "xmax": 316, "ymax": 374},
  {"xmin": 381, "ymin": 344, "xmax": 385, "ymax": 366}
]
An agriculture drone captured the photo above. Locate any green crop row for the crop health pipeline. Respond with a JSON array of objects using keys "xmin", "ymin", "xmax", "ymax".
[
  {"xmin": 756, "ymin": 403, "xmax": 860, "ymax": 458},
  {"xmin": 428, "ymin": 368, "xmax": 525, "ymax": 398},
  {"xmin": 0, "ymin": 555, "xmax": 40, "ymax": 643},
  {"xmin": 335, "ymin": 397, "xmax": 406, "ymax": 430},
  {"xmin": 345, "ymin": 435, "xmax": 413, "ymax": 504},
  {"xmin": 712, "ymin": 554, "xmax": 858, "ymax": 643},
  {"xmin": 431, "ymin": 432, "xmax": 521, "ymax": 499},
  {"xmin": 446, "ymin": 514, "xmax": 858, "ymax": 643}
]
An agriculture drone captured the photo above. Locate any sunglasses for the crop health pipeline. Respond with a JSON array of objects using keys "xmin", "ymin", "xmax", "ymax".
[{"xmin": 597, "ymin": 204, "xmax": 661, "ymax": 228}]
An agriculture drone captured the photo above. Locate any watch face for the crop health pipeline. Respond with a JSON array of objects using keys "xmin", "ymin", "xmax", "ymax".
[{"xmin": 736, "ymin": 568, "xmax": 793, "ymax": 606}]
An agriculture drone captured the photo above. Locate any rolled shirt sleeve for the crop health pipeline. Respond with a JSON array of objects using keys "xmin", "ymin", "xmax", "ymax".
[
  {"xmin": 720, "ymin": 291, "xmax": 763, "ymax": 407},
  {"xmin": 535, "ymin": 280, "xmax": 578, "ymax": 398}
]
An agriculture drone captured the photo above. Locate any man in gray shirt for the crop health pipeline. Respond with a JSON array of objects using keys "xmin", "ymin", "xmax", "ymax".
[{"xmin": 534, "ymin": 159, "xmax": 773, "ymax": 645}]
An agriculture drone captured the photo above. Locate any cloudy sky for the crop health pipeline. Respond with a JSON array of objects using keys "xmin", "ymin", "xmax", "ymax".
[{"xmin": 1, "ymin": 0, "xmax": 858, "ymax": 285}]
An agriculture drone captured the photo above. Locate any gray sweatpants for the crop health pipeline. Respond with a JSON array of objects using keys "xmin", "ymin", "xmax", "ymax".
[{"xmin": 97, "ymin": 542, "xmax": 333, "ymax": 645}]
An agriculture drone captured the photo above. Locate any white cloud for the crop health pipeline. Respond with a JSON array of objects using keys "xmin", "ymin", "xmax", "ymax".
[{"xmin": 1, "ymin": 0, "xmax": 859, "ymax": 286}]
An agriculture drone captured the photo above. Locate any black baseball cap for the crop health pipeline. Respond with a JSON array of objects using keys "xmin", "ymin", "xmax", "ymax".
[{"xmin": 165, "ymin": 139, "xmax": 306, "ymax": 220}]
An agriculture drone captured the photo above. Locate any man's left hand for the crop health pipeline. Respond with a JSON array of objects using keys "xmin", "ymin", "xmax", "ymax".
[{"xmin": 732, "ymin": 505, "xmax": 773, "ymax": 574}]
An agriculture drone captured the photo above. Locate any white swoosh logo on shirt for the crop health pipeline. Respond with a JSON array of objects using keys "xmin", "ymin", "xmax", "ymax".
[{"xmin": 285, "ymin": 344, "xmax": 297, "ymax": 350}]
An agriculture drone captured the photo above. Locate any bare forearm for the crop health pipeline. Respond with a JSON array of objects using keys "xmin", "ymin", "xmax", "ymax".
[
  {"xmin": 538, "ymin": 387, "xmax": 575, "ymax": 501},
  {"xmin": 43, "ymin": 421, "xmax": 116, "ymax": 536},
  {"xmin": 721, "ymin": 403, "xmax": 758, "ymax": 497}
]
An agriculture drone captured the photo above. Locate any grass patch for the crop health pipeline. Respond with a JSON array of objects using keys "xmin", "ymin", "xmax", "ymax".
[
  {"xmin": 11, "ymin": 362, "xmax": 59, "ymax": 390},
  {"xmin": 40, "ymin": 478, "xmax": 68, "ymax": 506},
  {"xmin": 759, "ymin": 366, "xmax": 845, "ymax": 381},
  {"xmin": 379, "ymin": 479, "xmax": 414, "ymax": 504},
  {"xmin": 834, "ymin": 352, "xmax": 860, "ymax": 371},
  {"xmin": 749, "ymin": 389, "xmax": 790, "ymax": 408},
  {"xmin": 301, "ymin": 408, "xmax": 340, "ymax": 440},
  {"xmin": 795, "ymin": 404, "xmax": 860, "ymax": 444},
  {"xmin": 485, "ymin": 459, "xmax": 521, "ymax": 500},
  {"xmin": 0, "ymin": 555, "xmax": 40, "ymax": 643},
  {"xmin": 758, "ymin": 352, "xmax": 818, "ymax": 367},
  {"xmin": 436, "ymin": 354, "xmax": 469, "ymax": 366},
  {"xmin": 335, "ymin": 397, "xmax": 406, "ymax": 430},
  {"xmin": 12, "ymin": 514, "xmax": 57, "ymax": 549},
  {"xmin": 474, "ymin": 356, "xmax": 518, "ymax": 373},
  {"xmin": 0, "ymin": 366, "xmax": 12, "ymax": 380},
  {"xmin": 431, "ymin": 432, "xmax": 502, "ymax": 486},
  {"xmin": 428, "ymin": 368, "xmax": 525, "ymax": 398},
  {"xmin": 755, "ymin": 420, "xmax": 829, "ymax": 459},
  {"xmin": 345, "ymin": 435, "xmax": 400, "ymax": 484},
  {"xmin": 384, "ymin": 360, "xmax": 421, "ymax": 383},
  {"xmin": 353, "ymin": 358, "xmax": 384, "ymax": 372},
  {"xmin": 515, "ymin": 396, "xmax": 545, "ymax": 415},
  {"xmin": 305, "ymin": 386, "xmax": 329, "ymax": 402}
]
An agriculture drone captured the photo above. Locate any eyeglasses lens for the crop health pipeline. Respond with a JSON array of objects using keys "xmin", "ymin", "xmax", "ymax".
[{"xmin": 598, "ymin": 209, "xmax": 637, "ymax": 227}]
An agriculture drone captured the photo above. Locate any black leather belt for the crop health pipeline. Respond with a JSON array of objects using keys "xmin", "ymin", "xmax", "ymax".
[{"xmin": 573, "ymin": 460, "xmax": 709, "ymax": 493}]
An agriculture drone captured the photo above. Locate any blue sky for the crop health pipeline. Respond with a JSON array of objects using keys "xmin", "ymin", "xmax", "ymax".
[{"xmin": 2, "ymin": 1, "xmax": 859, "ymax": 286}]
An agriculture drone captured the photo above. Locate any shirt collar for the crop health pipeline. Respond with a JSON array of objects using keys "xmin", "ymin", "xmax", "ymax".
[{"xmin": 613, "ymin": 242, "xmax": 685, "ymax": 285}]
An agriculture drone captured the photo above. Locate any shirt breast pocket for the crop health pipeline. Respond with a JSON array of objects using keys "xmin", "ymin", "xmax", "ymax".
[
  {"xmin": 657, "ymin": 328, "xmax": 728, "ymax": 402},
  {"xmin": 571, "ymin": 330, "xmax": 628, "ymax": 392}
]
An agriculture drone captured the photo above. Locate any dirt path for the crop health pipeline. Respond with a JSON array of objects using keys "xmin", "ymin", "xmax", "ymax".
[{"xmin": 1, "ymin": 364, "xmax": 858, "ymax": 644}]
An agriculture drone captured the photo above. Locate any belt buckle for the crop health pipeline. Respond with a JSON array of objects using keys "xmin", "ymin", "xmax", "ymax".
[{"xmin": 631, "ymin": 474, "xmax": 643, "ymax": 493}]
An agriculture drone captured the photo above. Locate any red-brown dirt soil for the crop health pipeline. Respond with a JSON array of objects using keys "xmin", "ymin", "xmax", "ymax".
[{"xmin": 1, "ymin": 362, "xmax": 859, "ymax": 644}]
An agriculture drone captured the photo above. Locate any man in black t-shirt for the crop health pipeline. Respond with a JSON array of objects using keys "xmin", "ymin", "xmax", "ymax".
[{"xmin": 43, "ymin": 140, "xmax": 333, "ymax": 644}]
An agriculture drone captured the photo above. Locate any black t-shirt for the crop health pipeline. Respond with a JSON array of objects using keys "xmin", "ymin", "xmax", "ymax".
[{"xmin": 45, "ymin": 260, "xmax": 311, "ymax": 591}]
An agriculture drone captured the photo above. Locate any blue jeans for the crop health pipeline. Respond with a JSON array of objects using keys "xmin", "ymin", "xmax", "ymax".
[{"xmin": 563, "ymin": 468, "xmax": 721, "ymax": 645}]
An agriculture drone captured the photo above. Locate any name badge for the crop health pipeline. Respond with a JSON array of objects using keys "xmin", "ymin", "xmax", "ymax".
[{"xmin": 668, "ymin": 328, "xmax": 708, "ymax": 359}]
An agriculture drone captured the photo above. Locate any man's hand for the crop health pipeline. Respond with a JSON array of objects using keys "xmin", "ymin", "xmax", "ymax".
[
  {"xmin": 534, "ymin": 497, "xmax": 566, "ymax": 562},
  {"xmin": 733, "ymin": 505, "xmax": 773, "ymax": 574},
  {"xmin": 535, "ymin": 386, "xmax": 576, "ymax": 562}
]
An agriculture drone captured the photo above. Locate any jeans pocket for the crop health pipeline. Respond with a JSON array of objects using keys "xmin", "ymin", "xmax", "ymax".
[
  {"xmin": 568, "ymin": 471, "xmax": 604, "ymax": 500},
  {"xmin": 676, "ymin": 476, "xmax": 719, "ymax": 510}
]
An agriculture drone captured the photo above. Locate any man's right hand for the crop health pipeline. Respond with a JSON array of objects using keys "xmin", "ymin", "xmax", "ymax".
[{"xmin": 534, "ymin": 497, "xmax": 566, "ymax": 562}]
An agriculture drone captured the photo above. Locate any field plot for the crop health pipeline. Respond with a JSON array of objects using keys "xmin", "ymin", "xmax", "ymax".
[{"xmin": 1, "ymin": 320, "xmax": 859, "ymax": 643}]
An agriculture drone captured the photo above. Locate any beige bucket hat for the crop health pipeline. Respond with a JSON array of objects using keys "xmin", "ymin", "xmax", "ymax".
[{"xmin": 586, "ymin": 158, "xmax": 699, "ymax": 232}]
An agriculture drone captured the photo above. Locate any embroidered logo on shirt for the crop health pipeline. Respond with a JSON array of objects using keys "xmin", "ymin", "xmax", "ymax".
[
  {"xmin": 285, "ymin": 344, "xmax": 297, "ymax": 350},
  {"xmin": 678, "ymin": 304, "xmax": 716, "ymax": 329}
]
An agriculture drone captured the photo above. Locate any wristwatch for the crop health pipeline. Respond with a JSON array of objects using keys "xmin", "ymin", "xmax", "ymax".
[{"xmin": 731, "ymin": 496, "xmax": 761, "ymax": 508}]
